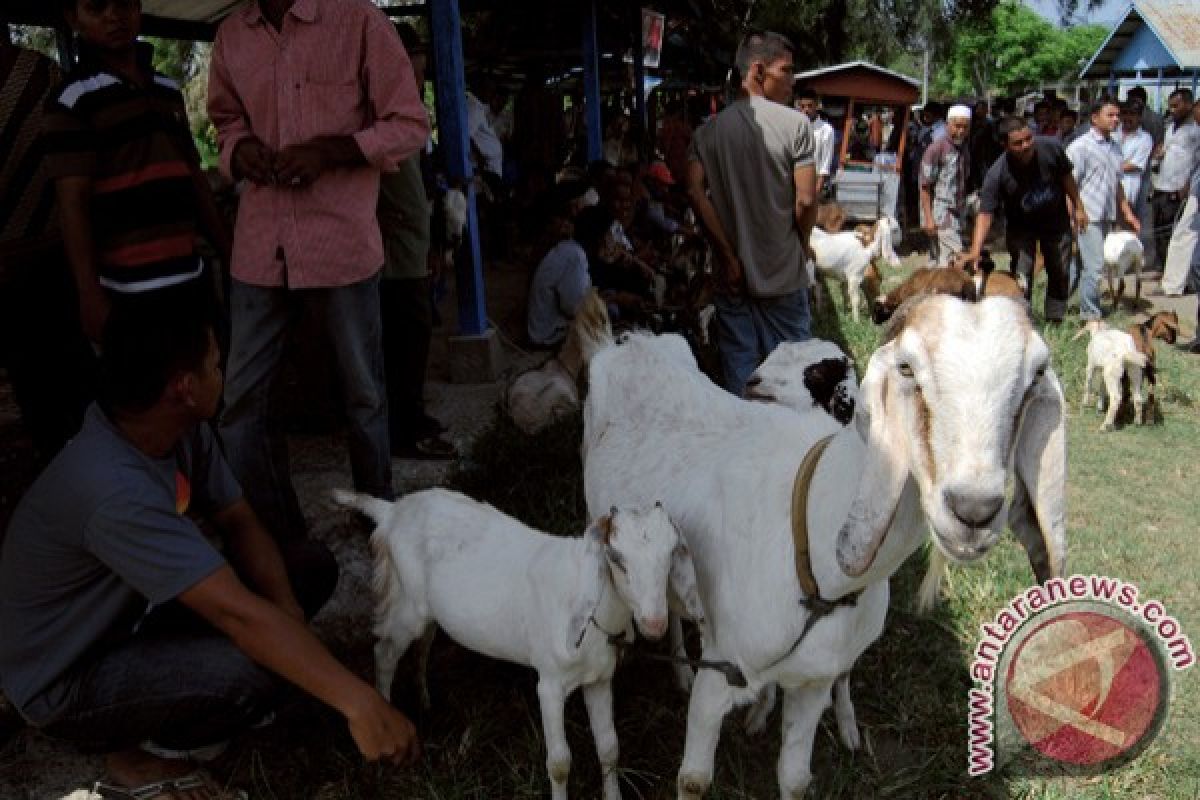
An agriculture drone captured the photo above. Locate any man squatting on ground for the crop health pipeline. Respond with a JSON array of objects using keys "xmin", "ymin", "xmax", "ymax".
[
  {"xmin": 0, "ymin": 300, "xmax": 419, "ymax": 799},
  {"xmin": 685, "ymin": 31, "xmax": 817, "ymax": 396}
]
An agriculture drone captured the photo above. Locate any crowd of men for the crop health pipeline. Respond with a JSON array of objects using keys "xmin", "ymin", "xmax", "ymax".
[{"xmin": 1, "ymin": 5, "xmax": 1199, "ymax": 796}]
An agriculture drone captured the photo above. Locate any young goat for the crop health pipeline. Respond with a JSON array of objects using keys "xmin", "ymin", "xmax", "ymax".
[
  {"xmin": 506, "ymin": 290, "xmax": 612, "ymax": 434},
  {"xmin": 808, "ymin": 216, "xmax": 901, "ymax": 322},
  {"xmin": 1102, "ymin": 230, "xmax": 1143, "ymax": 310},
  {"xmin": 333, "ymin": 488, "xmax": 704, "ymax": 800},
  {"xmin": 871, "ymin": 254, "xmax": 1026, "ymax": 325},
  {"xmin": 744, "ymin": 339, "xmax": 859, "ymax": 426},
  {"xmin": 1076, "ymin": 311, "xmax": 1179, "ymax": 430}
]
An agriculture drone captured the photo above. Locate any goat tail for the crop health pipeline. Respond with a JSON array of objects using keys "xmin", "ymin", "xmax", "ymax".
[
  {"xmin": 1071, "ymin": 319, "xmax": 1107, "ymax": 342},
  {"xmin": 331, "ymin": 488, "xmax": 394, "ymax": 527},
  {"xmin": 917, "ymin": 545, "xmax": 947, "ymax": 614}
]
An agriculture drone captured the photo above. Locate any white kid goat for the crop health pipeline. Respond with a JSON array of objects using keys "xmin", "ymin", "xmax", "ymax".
[
  {"xmin": 1102, "ymin": 230, "xmax": 1143, "ymax": 311},
  {"xmin": 332, "ymin": 488, "xmax": 706, "ymax": 800},
  {"xmin": 583, "ymin": 294, "xmax": 1067, "ymax": 799},
  {"xmin": 807, "ymin": 216, "xmax": 901, "ymax": 322}
]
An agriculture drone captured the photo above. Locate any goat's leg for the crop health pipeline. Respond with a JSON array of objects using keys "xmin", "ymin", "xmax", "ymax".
[
  {"xmin": 1081, "ymin": 362, "xmax": 1096, "ymax": 408},
  {"xmin": 536, "ymin": 677, "xmax": 572, "ymax": 800},
  {"xmin": 677, "ymin": 666, "xmax": 734, "ymax": 800},
  {"xmin": 1101, "ymin": 366, "xmax": 1122, "ymax": 431},
  {"xmin": 583, "ymin": 680, "xmax": 623, "ymax": 800},
  {"xmin": 1129, "ymin": 366, "xmax": 1146, "ymax": 425},
  {"xmin": 416, "ymin": 625, "xmax": 437, "ymax": 710},
  {"xmin": 374, "ymin": 617, "xmax": 423, "ymax": 699},
  {"xmin": 849, "ymin": 281, "xmax": 862, "ymax": 322},
  {"xmin": 777, "ymin": 680, "xmax": 835, "ymax": 799},
  {"xmin": 669, "ymin": 615, "xmax": 695, "ymax": 693},
  {"xmin": 833, "ymin": 673, "xmax": 860, "ymax": 751},
  {"xmin": 743, "ymin": 682, "xmax": 777, "ymax": 735}
]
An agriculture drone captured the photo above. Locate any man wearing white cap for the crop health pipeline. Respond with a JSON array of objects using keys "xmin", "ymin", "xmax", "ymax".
[{"xmin": 920, "ymin": 104, "xmax": 972, "ymax": 266}]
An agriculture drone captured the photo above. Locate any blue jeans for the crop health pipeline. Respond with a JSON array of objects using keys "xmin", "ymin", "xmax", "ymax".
[
  {"xmin": 714, "ymin": 288, "xmax": 812, "ymax": 396},
  {"xmin": 220, "ymin": 275, "xmax": 393, "ymax": 541},
  {"xmin": 32, "ymin": 541, "xmax": 336, "ymax": 753},
  {"xmin": 1076, "ymin": 221, "xmax": 1111, "ymax": 320}
]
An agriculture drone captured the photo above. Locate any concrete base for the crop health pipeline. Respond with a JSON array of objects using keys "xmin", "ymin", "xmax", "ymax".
[{"xmin": 449, "ymin": 328, "xmax": 504, "ymax": 384}]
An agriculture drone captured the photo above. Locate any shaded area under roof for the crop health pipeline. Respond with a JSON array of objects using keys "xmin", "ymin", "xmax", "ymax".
[{"xmin": 1080, "ymin": 0, "xmax": 1200, "ymax": 80}]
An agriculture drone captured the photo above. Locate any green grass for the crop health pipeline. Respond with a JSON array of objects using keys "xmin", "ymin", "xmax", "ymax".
[{"xmin": 215, "ymin": 258, "xmax": 1199, "ymax": 799}]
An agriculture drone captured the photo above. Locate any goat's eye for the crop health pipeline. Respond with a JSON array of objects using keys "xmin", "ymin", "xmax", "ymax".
[
  {"xmin": 1034, "ymin": 366, "xmax": 1047, "ymax": 380},
  {"xmin": 897, "ymin": 362, "xmax": 914, "ymax": 378}
]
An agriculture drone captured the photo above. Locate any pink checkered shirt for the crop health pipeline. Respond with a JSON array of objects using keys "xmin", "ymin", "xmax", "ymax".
[{"xmin": 208, "ymin": 0, "xmax": 429, "ymax": 288}]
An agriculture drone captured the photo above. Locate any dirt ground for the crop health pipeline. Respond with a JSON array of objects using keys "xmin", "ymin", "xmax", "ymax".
[{"xmin": 0, "ymin": 258, "xmax": 542, "ymax": 800}]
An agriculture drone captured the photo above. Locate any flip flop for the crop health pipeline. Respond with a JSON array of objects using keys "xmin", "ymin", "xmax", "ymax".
[
  {"xmin": 392, "ymin": 434, "xmax": 457, "ymax": 461},
  {"xmin": 93, "ymin": 770, "xmax": 246, "ymax": 799}
]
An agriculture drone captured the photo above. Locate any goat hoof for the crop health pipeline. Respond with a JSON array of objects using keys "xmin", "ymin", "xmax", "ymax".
[
  {"xmin": 677, "ymin": 773, "xmax": 710, "ymax": 799},
  {"xmin": 1100, "ymin": 423, "xmax": 1114, "ymax": 432}
]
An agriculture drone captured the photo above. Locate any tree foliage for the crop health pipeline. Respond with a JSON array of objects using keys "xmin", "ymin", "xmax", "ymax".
[{"xmin": 934, "ymin": 1, "xmax": 1107, "ymax": 98}]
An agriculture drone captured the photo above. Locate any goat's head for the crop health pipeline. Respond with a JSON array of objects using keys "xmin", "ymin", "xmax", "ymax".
[
  {"xmin": 744, "ymin": 340, "xmax": 859, "ymax": 425},
  {"xmin": 570, "ymin": 503, "xmax": 704, "ymax": 647},
  {"xmin": 1148, "ymin": 311, "xmax": 1179, "ymax": 344},
  {"xmin": 838, "ymin": 294, "xmax": 1066, "ymax": 583}
]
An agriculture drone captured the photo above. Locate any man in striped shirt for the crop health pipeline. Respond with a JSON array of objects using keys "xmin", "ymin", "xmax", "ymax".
[
  {"xmin": 44, "ymin": 0, "xmax": 231, "ymax": 342},
  {"xmin": 0, "ymin": 22, "xmax": 97, "ymax": 460},
  {"xmin": 1066, "ymin": 99, "xmax": 1141, "ymax": 320},
  {"xmin": 208, "ymin": 0, "xmax": 429, "ymax": 541}
]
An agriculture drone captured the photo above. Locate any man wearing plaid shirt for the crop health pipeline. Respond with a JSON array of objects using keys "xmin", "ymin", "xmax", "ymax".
[{"xmin": 1066, "ymin": 99, "xmax": 1140, "ymax": 320}]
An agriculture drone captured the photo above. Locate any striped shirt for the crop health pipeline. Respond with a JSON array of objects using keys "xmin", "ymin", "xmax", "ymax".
[
  {"xmin": 42, "ymin": 43, "xmax": 204, "ymax": 293},
  {"xmin": 1066, "ymin": 127, "xmax": 1124, "ymax": 223},
  {"xmin": 0, "ymin": 46, "xmax": 63, "ymax": 272},
  {"xmin": 208, "ymin": 0, "xmax": 429, "ymax": 288}
]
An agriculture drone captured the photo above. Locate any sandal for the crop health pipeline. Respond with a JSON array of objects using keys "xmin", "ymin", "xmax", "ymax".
[
  {"xmin": 392, "ymin": 434, "xmax": 457, "ymax": 461},
  {"xmin": 93, "ymin": 770, "xmax": 246, "ymax": 799}
]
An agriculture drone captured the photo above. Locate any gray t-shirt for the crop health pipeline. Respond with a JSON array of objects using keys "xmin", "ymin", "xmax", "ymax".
[
  {"xmin": 689, "ymin": 96, "xmax": 815, "ymax": 298},
  {"xmin": 0, "ymin": 405, "xmax": 238, "ymax": 723},
  {"xmin": 527, "ymin": 239, "xmax": 592, "ymax": 346}
]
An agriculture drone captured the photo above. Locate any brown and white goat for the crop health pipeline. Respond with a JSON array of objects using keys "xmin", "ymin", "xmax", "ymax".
[
  {"xmin": 1075, "ymin": 311, "xmax": 1178, "ymax": 430},
  {"xmin": 872, "ymin": 254, "xmax": 1026, "ymax": 325},
  {"xmin": 506, "ymin": 290, "xmax": 612, "ymax": 434}
]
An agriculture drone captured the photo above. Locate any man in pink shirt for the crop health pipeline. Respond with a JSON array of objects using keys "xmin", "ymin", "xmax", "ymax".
[{"xmin": 208, "ymin": 0, "xmax": 429, "ymax": 541}]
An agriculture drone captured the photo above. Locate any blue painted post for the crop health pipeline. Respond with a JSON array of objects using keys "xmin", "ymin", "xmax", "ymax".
[
  {"xmin": 582, "ymin": 0, "xmax": 603, "ymax": 163},
  {"xmin": 430, "ymin": 0, "xmax": 487, "ymax": 337}
]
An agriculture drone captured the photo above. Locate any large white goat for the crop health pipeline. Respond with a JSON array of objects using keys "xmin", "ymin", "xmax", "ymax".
[
  {"xmin": 583, "ymin": 295, "xmax": 1067, "ymax": 799},
  {"xmin": 333, "ymin": 488, "xmax": 706, "ymax": 800},
  {"xmin": 807, "ymin": 216, "xmax": 901, "ymax": 322}
]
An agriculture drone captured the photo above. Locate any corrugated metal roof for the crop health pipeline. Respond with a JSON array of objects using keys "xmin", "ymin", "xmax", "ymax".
[
  {"xmin": 794, "ymin": 60, "xmax": 920, "ymax": 89},
  {"xmin": 1081, "ymin": 0, "xmax": 1200, "ymax": 79}
]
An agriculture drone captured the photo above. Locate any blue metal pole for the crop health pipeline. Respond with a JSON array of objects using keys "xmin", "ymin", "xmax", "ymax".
[
  {"xmin": 631, "ymin": 5, "xmax": 647, "ymax": 157},
  {"xmin": 430, "ymin": 0, "xmax": 488, "ymax": 337},
  {"xmin": 582, "ymin": 0, "xmax": 603, "ymax": 163}
]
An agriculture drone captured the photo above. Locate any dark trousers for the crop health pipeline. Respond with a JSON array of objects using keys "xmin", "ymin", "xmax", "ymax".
[
  {"xmin": 1007, "ymin": 229, "xmax": 1073, "ymax": 321},
  {"xmin": 380, "ymin": 276, "xmax": 433, "ymax": 445},
  {"xmin": 1152, "ymin": 191, "xmax": 1184, "ymax": 271},
  {"xmin": 0, "ymin": 250, "xmax": 98, "ymax": 462},
  {"xmin": 37, "ymin": 540, "xmax": 337, "ymax": 754}
]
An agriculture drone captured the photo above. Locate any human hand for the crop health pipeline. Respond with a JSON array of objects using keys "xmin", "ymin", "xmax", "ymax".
[
  {"xmin": 716, "ymin": 249, "xmax": 745, "ymax": 296},
  {"xmin": 1123, "ymin": 207, "xmax": 1141, "ymax": 234},
  {"xmin": 274, "ymin": 142, "xmax": 330, "ymax": 188},
  {"xmin": 346, "ymin": 689, "xmax": 421, "ymax": 766},
  {"xmin": 232, "ymin": 137, "xmax": 276, "ymax": 185},
  {"xmin": 79, "ymin": 286, "xmax": 111, "ymax": 344},
  {"xmin": 922, "ymin": 220, "xmax": 937, "ymax": 237},
  {"xmin": 1074, "ymin": 206, "xmax": 1090, "ymax": 233}
]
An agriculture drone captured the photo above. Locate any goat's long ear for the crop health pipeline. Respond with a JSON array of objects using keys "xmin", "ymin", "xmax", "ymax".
[
  {"xmin": 566, "ymin": 516, "xmax": 611, "ymax": 650},
  {"xmin": 838, "ymin": 346, "xmax": 911, "ymax": 576},
  {"xmin": 668, "ymin": 532, "xmax": 707, "ymax": 632},
  {"xmin": 1009, "ymin": 366, "xmax": 1067, "ymax": 583}
]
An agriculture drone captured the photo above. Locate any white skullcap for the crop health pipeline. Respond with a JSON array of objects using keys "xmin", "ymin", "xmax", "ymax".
[{"xmin": 947, "ymin": 104, "xmax": 972, "ymax": 120}]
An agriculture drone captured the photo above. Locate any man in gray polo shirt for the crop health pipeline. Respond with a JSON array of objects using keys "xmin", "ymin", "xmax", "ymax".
[{"xmin": 685, "ymin": 31, "xmax": 817, "ymax": 396}]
